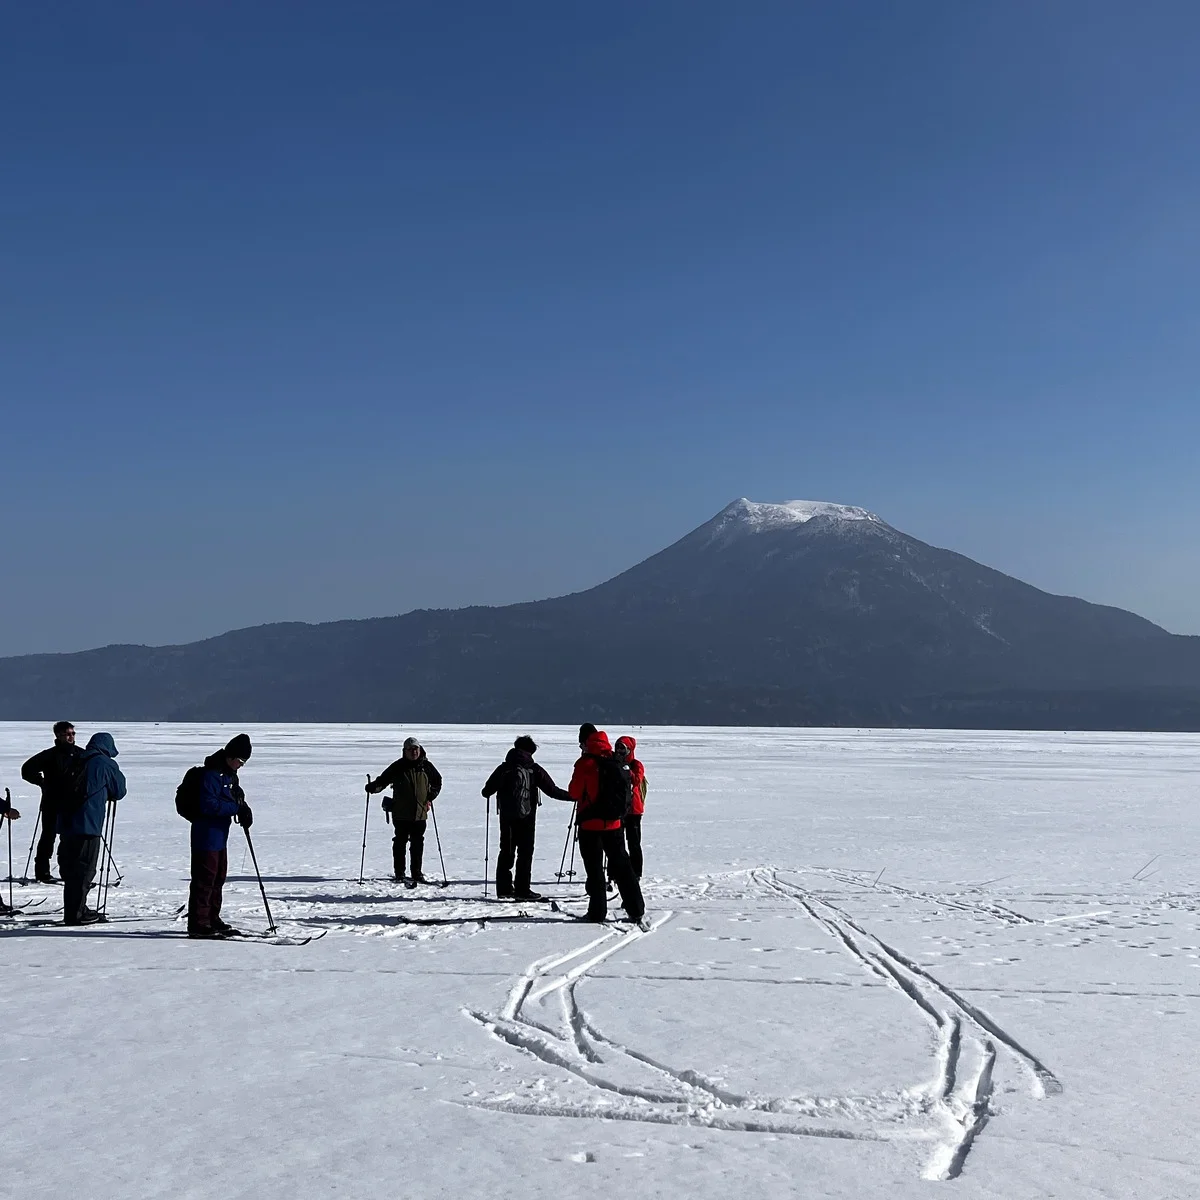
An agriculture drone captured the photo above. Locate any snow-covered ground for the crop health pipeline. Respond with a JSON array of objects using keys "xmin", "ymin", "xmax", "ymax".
[{"xmin": 2, "ymin": 723, "xmax": 1198, "ymax": 1198}]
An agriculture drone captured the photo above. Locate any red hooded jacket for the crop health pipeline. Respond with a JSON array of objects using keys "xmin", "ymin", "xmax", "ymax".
[
  {"xmin": 614, "ymin": 736, "xmax": 646, "ymax": 816},
  {"xmin": 569, "ymin": 730, "xmax": 622, "ymax": 832}
]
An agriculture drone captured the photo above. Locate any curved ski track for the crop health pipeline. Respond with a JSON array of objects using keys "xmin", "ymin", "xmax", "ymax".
[{"xmin": 752, "ymin": 868, "xmax": 1061, "ymax": 1180}]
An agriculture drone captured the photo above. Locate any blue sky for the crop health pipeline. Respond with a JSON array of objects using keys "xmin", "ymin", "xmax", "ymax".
[{"xmin": 2, "ymin": 1, "xmax": 1198, "ymax": 655}]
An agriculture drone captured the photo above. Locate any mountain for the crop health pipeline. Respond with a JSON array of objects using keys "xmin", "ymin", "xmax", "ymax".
[{"xmin": 3, "ymin": 498, "xmax": 1200, "ymax": 729}]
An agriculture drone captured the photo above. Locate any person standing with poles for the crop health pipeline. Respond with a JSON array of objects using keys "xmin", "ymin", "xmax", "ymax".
[
  {"xmin": 482, "ymin": 736, "xmax": 572, "ymax": 900},
  {"xmin": 21, "ymin": 720, "xmax": 82, "ymax": 883},
  {"xmin": 568, "ymin": 729, "xmax": 645, "ymax": 926},
  {"xmin": 365, "ymin": 737, "xmax": 442, "ymax": 887},
  {"xmin": 180, "ymin": 734, "xmax": 254, "ymax": 939},
  {"xmin": 2, "ymin": 789, "xmax": 21, "ymax": 916},
  {"xmin": 58, "ymin": 733, "xmax": 126, "ymax": 926}
]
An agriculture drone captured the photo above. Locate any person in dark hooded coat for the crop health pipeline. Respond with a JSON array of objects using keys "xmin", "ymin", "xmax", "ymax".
[
  {"xmin": 57, "ymin": 732, "xmax": 126, "ymax": 925},
  {"xmin": 187, "ymin": 734, "xmax": 254, "ymax": 939},
  {"xmin": 1, "ymin": 794, "xmax": 21, "ymax": 916},
  {"xmin": 366, "ymin": 737, "xmax": 442, "ymax": 884},
  {"xmin": 481, "ymin": 735, "xmax": 571, "ymax": 900}
]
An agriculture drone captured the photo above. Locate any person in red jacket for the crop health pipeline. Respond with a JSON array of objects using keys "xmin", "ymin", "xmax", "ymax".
[
  {"xmin": 568, "ymin": 729, "xmax": 644, "ymax": 924},
  {"xmin": 614, "ymin": 736, "xmax": 646, "ymax": 879}
]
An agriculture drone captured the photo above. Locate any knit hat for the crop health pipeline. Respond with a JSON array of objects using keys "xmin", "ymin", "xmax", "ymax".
[
  {"xmin": 514, "ymin": 735, "xmax": 538, "ymax": 754},
  {"xmin": 224, "ymin": 733, "xmax": 253, "ymax": 762},
  {"xmin": 403, "ymin": 736, "xmax": 422, "ymax": 753},
  {"xmin": 578, "ymin": 723, "xmax": 597, "ymax": 747}
]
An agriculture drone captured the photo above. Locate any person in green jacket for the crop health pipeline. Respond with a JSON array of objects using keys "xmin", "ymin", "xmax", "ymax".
[{"xmin": 366, "ymin": 737, "xmax": 443, "ymax": 886}]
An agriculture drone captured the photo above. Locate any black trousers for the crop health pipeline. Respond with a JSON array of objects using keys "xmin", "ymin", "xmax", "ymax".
[
  {"xmin": 35, "ymin": 798, "xmax": 61, "ymax": 876},
  {"xmin": 392, "ymin": 819, "xmax": 426, "ymax": 880},
  {"xmin": 624, "ymin": 814, "xmax": 643, "ymax": 879},
  {"xmin": 497, "ymin": 813, "xmax": 536, "ymax": 896},
  {"xmin": 188, "ymin": 848, "xmax": 229, "ymax": 932},
  {"xmin": 58, "ymin": 834, "xmax": 101, "ymax": 923},
  {"xmin": 579, "ymin": 827, "xmax": 643, "ymax": 922}
]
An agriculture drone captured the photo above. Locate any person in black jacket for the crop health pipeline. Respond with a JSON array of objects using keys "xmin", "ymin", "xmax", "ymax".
[
  {"xmin": 482, "ymin": 736, "xmax": 572, "ymax": 900},
  {"xmin": 21, "ymin": 720, "xmax": 82, "ymax": 883},
  {"xmin": 366, "ymin": 737, "xmax": 442, "ymax": 885}
]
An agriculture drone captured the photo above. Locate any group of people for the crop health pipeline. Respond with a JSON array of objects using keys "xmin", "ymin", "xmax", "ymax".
[
  {"xmin": 364, "ymin": 723, "xmax": 648, "ymax": 924},
  {"xmin": 4, "ymin": 719, "xmax": 649, "ymax": 934},
  {"xmin": 2, "ymin": 721, "xmax": 127, "ymax": 924}
]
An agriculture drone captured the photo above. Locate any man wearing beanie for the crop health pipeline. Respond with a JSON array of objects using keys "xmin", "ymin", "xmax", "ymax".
[
  {"xmin": 186, "ymin": 734, "xmax": 254, "ymax": 938},
  {"xmin": 481, "ymin": 735, "xmax": 572, "ymax": 900},
  {"xmin": 366, "ymin": 737, "xmax": 442, "ymax": 885}
]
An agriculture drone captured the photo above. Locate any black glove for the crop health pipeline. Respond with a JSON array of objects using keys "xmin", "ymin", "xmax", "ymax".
[{"xmin": 235, "ymin": 799, "xmax": 253, "ymax": 829}]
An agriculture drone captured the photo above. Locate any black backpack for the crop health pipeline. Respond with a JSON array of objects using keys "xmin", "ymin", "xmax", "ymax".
[
  {"xmin": 62, "ymin": 755, "xmax": 91, "ymax": 809},
  {"xmin": 175, "ymin": 766, "xmax": 206, "ymax": 822},
  {"xmin": 498, "ymin": 764, "xmax": 534, "ymax": 818},
  {"xmin": 585, "ymin": 755, "xmax": 632, "ymax": 822}
]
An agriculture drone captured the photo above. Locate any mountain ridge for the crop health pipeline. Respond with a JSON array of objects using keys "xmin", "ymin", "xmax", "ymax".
[{"xmin": 2, "ymin": 498, "xmax": 1198, "ymax": 729}]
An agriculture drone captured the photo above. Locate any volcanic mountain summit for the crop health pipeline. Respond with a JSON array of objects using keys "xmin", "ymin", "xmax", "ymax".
[{"xmin": 2, "ymin": 498, "xmax": 1198, "ymax": 728}]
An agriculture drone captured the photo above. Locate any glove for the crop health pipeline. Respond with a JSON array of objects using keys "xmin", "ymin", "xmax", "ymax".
[{"xmin": 235, "ymin": 799, "xmax": 253, "ymax": 829}]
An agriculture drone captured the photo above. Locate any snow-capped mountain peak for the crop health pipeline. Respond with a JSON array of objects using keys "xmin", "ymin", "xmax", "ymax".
[{"xmin": 705, "ymin": 497, "xmax": 887, "ymax": 544}]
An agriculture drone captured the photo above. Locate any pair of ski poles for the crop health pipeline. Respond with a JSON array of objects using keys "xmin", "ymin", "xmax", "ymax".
[
  {"xmin": 358, "ymin": 776, "xmax": 448, "ymax": 887},
  {"xmin": 11, "ymin": 807, "xmax": 123, "ymax": 889}
]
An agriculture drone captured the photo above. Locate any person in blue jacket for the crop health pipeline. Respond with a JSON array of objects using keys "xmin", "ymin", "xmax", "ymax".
[
  {"xmin": 187, "ymin": 734, "xmax": 254, "ymax": 939},
  {"xmin": 57, "ymin": 732, "xmax": 127, "ymax": 925}
]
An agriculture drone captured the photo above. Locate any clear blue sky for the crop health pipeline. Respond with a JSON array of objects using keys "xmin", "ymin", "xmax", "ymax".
[{"xmin": 2, "ymin": 1, "xmax": 1198, "ymax": 656}]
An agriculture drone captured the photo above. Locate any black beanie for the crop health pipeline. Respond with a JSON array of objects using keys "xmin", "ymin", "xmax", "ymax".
[
  {"xmin": 224, "ymin": 733, "xmax": 253, "ymax": 762},
  {"xmin": 578, "ymin": 723, "xmax": 597, "ymax": 745}
]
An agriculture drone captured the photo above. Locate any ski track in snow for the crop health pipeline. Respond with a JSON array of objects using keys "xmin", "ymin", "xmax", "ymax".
[
  {"xmin": 753, "ymin": 868, "xmax": 1060, "ymax": 1180},
  {"xmin": 459, "ymin": 867, "xmax": 1063, "ymax": 1182}
]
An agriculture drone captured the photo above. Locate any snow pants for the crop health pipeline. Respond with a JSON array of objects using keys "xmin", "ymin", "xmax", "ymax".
[
  {"xmin": 496, "ymin": 813, "xmax": 536, "ymax": 896},
  {"xmin": 58, "ymin": 834, "xmax": 101, "ymax": 923},
  {"xmin": 392, "ymin": 819, "xmax": 426, "ymax": 880},
  {"xmin": 579, "ymin": 827, "xmax": 643, "ymax": 922},
  {"xmin": 35, "ymin": 797, "xmax": 60, "ymax": 878},
  {"xmin": 188, "ymin": 848, "xmax": 228, "ymax": 933}
]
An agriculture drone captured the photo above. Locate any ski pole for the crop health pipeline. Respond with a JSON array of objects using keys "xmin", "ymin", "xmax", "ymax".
[
  {"xmin": 101, "ymin": 833, "xmax": 123, "ymax": 888},
  {"xmin": 483, "ymin": 796, "xmax": 490, "ymax": 898},
  {"xmin": 429, "ymin": 802, "xmax": 448, "ymax": 886},
  {"xmin": 555, "ymin": 802, "xmax": 576, "ymax": 880},
  {"xmin": 242, "ymin": 825, "xmax": 276, "ymax": 934},
  {"xmin": 18, "ymin": 808, "xmax": 40, "ymax": 884},
  {"xmin": 358, "ymin": 775, "xmax": 372, "ymax": 884},
  {"xmin": 97, "ymin": 800, "xmax": 117, "ymax": 917},
  {"xmin": 566, "ymin": 822, "xmax": 578, "ymax": 883},
  {"xmin": 7, "ymin": 791, "xmax": 13, "ymax": 912}
]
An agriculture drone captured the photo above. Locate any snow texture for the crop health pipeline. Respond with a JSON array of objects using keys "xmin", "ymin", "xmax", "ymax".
[
  {"xmin": 707, "ymin": 498, "xmax": 888, "ymax": 545},
  {"xmin": 3, "ymin": 723, "xmax": 1200, "ymax": 1198}
]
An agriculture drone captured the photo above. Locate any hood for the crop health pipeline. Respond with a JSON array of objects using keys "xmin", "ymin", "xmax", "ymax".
[
  {"xmin": 85, "ymin": 732, "xmax": 118, "ymax": 758},
  {"xmin": 204, "ymin": 750, "xmax": 236, "ymax": 772},
  {"xmin": 584, "ymin": 730, "xmax": 613, "ymax": 756},
  {"xmin": 505, "ymin": 748, "xmax": 534, "ymax": 766},
  {"xmin": 614, "ymin": 735, "xmax": 637, "ymax": 758}
]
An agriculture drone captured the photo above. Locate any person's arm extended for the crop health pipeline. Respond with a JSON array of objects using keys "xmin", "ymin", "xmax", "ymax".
[
  {"xmin": 367, "ymin": 759, "xmax": 402, "ymax": 794},
  {"xmin": 534, "ymin": 764, "xmax": 572, "ymax": 802},
  {"xmin": 425, "ymin": 762, "xmax": 443, "ymax": 802}
]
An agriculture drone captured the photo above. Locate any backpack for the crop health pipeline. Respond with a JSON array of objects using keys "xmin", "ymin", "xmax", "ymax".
[
  {"xmin": 62, "ymin": 755, "xmax": 91, "ymax": 809},
  {"xmin": 498, "ymin": 764, "xmax": 534, "ymax": 818},
  {"xmin": 175, "ymin": 766, "xmax": 206, "ymax": 822},
  {"xmin": 585, "ymin": 755, "xmax": 633, "ymax": 822}
]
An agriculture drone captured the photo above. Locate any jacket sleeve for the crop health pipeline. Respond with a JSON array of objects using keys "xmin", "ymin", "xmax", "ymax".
[
  {"xmin": 425, "ymin": 762, "xmax": 443, "ymax": 802},
  {"xmin": 369, "ymin": 758, "xmax": 404, "ymax": 793},
  {"xmin": 567, "ymin": 758, "xmax": 593, "ymax": 804},
  {"xmin": 196, "ymin": 771, "xmax": 240, "ymax": 818},
  {"xmin": 481, "ymin": 764, "xmax": 506, "ymax": 798},
  {"xmin": 21, "ymin": 749, "xmax": 49, "ymax": 788},
  {"xmin": 534, "ymin": 764, "xmax": 572, "ymax": 802},
  {"xmin": 107, "ymin": 764, "xmax": 128, "ymax": 802}
]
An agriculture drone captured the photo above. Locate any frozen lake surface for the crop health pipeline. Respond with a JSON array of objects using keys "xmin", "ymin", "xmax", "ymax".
[{"xmin": 3, "ymin": 722, "xmax": 1199, "ymax": 1197}]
